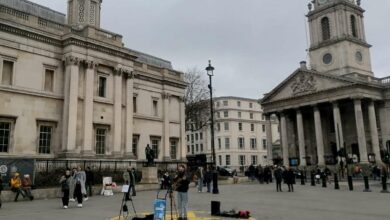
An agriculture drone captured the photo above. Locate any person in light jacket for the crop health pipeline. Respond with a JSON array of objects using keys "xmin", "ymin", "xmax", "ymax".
[{"xmin": 73, "ymin": 166, "xmax": 87, "ymax": 207}]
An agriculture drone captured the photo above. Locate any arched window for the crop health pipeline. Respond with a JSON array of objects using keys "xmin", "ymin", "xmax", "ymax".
[
  {"xmin": 321, "ymin": 17, "xmax": 331, "ymax": 41},
  {"xmin": 351, "ymin": 15, "xmax": 358, "ymax": 37}
]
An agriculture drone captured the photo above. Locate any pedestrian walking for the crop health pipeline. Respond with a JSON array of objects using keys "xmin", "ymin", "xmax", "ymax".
[
  {"xmin": 173, "ymin": 164, "xmax": 190, "ymax": 220},
  {"xmin": 21, "ymin": 174, "xmax": 34, "ymax": 200},
  {"xmin": 257, "ymin": 165, "xmax": 264, "ymax": 184},
  {"xmin": 274, "ymin": 167, "xmax": 283, "ymax": 192},
  {"xmin": 10, "ymin": 173, "xmax": 26, "ymax": 202},
  {"xmin": 195, "ymin": 166, "xmax": 204, "ymax": 192},
  {"xmin": 59, "ymin": 169, "xmax": 73, "ymax": 209},
  {"xmin": 204, "ymin": 167, "xmax": 213, "ymax": 193},
  {"xmin": 284, "ymin": 167, "xmax": 296, "ymax": 192},
  {"xmin": 0, "ymin": 176, "xmax": 3, "ymax": 208},
  {"xmin": 73, "ymin": 166, "xmax": 87, "ymax": 207},
  {"xmin": 130, "ymin": 168, "xmax": 137, "ymax": 196},
  {"xmin": 85, "ymin": 167, "xmax": 94, "ymax": 197},
  {"xmin": 123, "ymin": 166, "xmax": 137, "ymax": 200}
]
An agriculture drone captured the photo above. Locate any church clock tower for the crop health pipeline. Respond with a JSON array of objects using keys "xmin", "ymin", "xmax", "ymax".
[
  {"xmin": 67, "ymin": 0, "xmax": 102, "ymax": 28},
  {"xmin": 307, "ymin": 0, "xmax": 373, "ymax": 76}
]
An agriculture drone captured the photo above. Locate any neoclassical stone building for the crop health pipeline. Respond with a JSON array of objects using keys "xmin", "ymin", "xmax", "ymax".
[
  {"xmin": 262, "ymin": 0, "xmax": 389, "ymax": 167},
  {"xmin": 187, "ymin": 97, "xmax": 280, "ymax": 170},
  {"xmin": 0, "ymin": 0, "xmax": 187, "ymax": 161}
]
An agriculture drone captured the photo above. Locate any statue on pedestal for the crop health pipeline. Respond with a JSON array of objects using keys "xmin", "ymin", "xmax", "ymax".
[{"xmin": 145, "ymin": 144, "xmax": 155, "ymax": 167}]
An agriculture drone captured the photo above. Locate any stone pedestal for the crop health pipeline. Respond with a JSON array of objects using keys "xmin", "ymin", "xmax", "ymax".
[{"xmin": 140, "ymin": 166, "xmax": 159, "ymax": 184}]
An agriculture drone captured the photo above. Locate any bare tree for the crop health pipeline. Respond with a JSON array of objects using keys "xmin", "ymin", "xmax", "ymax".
[{"xmin": 184, "ymin": 67, "xmax": 210, "ymax": 131}]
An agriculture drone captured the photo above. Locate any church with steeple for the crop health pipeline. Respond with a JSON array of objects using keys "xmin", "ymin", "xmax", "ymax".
[{"xmin": 261, "ymin": 0, "xmax": 390, "ymax": 167}]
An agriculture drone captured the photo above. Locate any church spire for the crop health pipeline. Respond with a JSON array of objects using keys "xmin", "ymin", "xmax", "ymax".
[
  {"xmin": 306, "ymin": 0, "xmax": 373, "ymax": 76},
  {"xmin": 67, "ymin": 0, "xmax": 102, "ymax": 28}
]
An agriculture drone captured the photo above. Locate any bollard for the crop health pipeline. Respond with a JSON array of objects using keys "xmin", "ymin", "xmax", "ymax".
[
  {"xmin": 322, "ymin": 175, "xmax": 327, "ymax": 188},
  {"xmin": 301, "ymin": 173, "xmax": 305, "ymax": 185},
  {"xmin": 363, "ymin": 176, "xmax": 371, "ymax": 192},
  {"xmin": 381, "ymin": 175, "xmax": 389, "ymax": 193},
  {"xmin": 311, "ymin": 173, "xmax": 315, "ymax": 186},
  {"xmin": 347, "ymin": 176, "xmax": 353, "ymax": 191},
  {"xmin": 334, "ymin": 173, "xmax": 340, "ymax": 190}
]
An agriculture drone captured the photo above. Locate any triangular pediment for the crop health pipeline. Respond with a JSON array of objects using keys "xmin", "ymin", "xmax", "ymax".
[{"xmin": 263, "ymin": 69, "xmax": 356, "ymax": 103}]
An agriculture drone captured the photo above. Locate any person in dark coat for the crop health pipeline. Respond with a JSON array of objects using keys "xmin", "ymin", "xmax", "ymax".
[
  {"xmin": 0, "ymin": 176, "xmax": 3, "ymax": 208},
  {"xmin": 85, "ymin": 167, "xmax": 94, "ymax": 197},
  {"xmin": 284, "ymin": 167, "xmax": 296, "ymax": 192},
  {"xmin": 274, "ymin": 167, "xmax": 283, "ymax": 192},
  {"xmin": 204, "ymin": 167, "xmax": 213, "ymax": 193}
]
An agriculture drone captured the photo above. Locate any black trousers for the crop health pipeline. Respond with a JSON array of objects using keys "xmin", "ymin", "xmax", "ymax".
[
  {"xmin": 126, "ymin": 184, "xmax": 136, "ymax": 200},
  {"xmin": 276, "ymin": 180, "xmax": 282, "ymax": 192},
  {"xmin": 62, "ymin": 189, "xmax": 69, "ymax": 206},
  {"xmin": 74, "ymin": 184, "xmax": 83, "ymax": 204},
  {"xmin": 86, "ymin": 183, "xmax": 93, "ymax": 197},
  {"xmin": 288, "ymin": 184, "xmax": 294, "ymax": 192},
  {"xmin": 13, "ymin": 188, "xmax": 26, "ymax": 201}
]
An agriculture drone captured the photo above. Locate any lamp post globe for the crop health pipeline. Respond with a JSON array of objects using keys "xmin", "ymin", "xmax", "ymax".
[{"xmin": 206, "ymin": 60, "xmax": 219, "ymax": 194}]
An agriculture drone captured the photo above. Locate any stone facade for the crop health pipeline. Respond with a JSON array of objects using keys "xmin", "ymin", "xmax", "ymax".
[
  {"xmin": 0, "ymin": 0, "xmax": 186, "ymax": 161},
  {"xmin": 262, "ymin": 0, "xmax": 389, "ymax": 167},
  {"xmin": 186, "ymin": 97, "xmax": 280, "ymax": 171}
]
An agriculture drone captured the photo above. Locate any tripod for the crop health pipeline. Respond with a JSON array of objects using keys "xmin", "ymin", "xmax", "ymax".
[
  {"xmin": 157, "ymin": 185, "xmax": 178, "ymax": 220},
  {"xmin": 118, "ymin": 186, "xmax": 137, "ymax": 220}
]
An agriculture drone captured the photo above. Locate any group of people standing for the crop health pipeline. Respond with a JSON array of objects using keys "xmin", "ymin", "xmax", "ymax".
[
  {"xmin": 59, "ymin": 166, "xmax": 94, "ymax": 209},
  {"xmin": 193, "ymin": 166, "xmax": 213, "ymax": 193},
  {"xmin": 274, "ymin": 166, "xmax": 296, "ymax": 192}
]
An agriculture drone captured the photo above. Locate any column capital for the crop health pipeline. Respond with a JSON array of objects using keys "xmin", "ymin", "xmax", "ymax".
[
  {"xmin": 64, "ymin": 55, "xmax": 81, "ymax": 66},
  {"xmin": 162, "ymin": 92, "xmax": 171, "ymax": 100},
  {"xmin": 114, "ymin": 67, "xmax": 133, "ymax": 77},
  {"xmin": 85, "ymin": 60, "xmax": 99, "ymax": 69}
]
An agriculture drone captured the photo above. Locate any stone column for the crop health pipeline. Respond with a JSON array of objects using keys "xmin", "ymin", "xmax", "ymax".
[
  {"xmin": 112, "ymin": 68, "xmax": 123, "ymax": 156},
  {"xmin": 332, "ymin": 102, "xmax": 344, "ymax": 151},
  {"xmin": 313, "ymin": 106, "xmax": 325, "ymax": 166},
  {"xmin": 125, "ymin": 71, "xmax": 135, "ymax": 158},
  {"xmin": 368, "ymin": 100, "xmax": 381, "ymax": 163},
  {"xmin": 162, "ymin": 92, "xmax": 171, "ymax": 160},
  {"xmin": 62, "ymin": 56, "xmax": 80, "ymax": 155},
  {"xmin": 296, "ymin": 109, "xmax": 306, "ymax": 166},
  {"xmin": 265, "ymin": 115, "xmax": 273, "ymax": 164},
  {"xmin": 354, "ymin": 99, "xmax": 368, "ymax": 163},
  {"xmin": 82, "ymin": 60, "xmax": 97, "ymax": 156},
  {"xmin": 280, "ymin": 113, "xmax": 289, "ymax": 167},
  {"xmin": 179, "ymin": 97, "xmax": 186, "ymax": 161}
]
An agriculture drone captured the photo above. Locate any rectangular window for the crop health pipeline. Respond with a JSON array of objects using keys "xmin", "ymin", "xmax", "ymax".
[
  {"xmin": 250, "ymin": 138, "xmax": 257, "ymax": 149},
  {"xmin": 44, "ymin": 69, "xmax": 54, "ymax": 92},
  {"xmin": 237, "ymin": 101, "xmax": 241, "ymax": 107},
  {"xmin": 238, "ymin": 112, "xmax": 241, "ymax": 118},
  {"xmin": 133, "ymin": 96, "xmax": 137, "ymax": 113},
  {"xmin": 191, "ymin": 145, "xmax": 194, "ymax": 154},
  {"xmin": 219, "ymin": 155, "xmax": 222, "ymax": 166},
  {"xmin": 239, "ymin": 155, "xmax": 246, "ymax": 166},
  {"xmin": 250, "ymin": 113, "xmax": 254, "ymax": 119},
  {"xmin": 170, "ymin": 139, "xmax": 177, "ymax": 159},
  {"xmin": 218, "ymin": 138, "xmax": 221, "ymax": 150},
  {"xmin": 226, "ymin": 155, "xmax": 231, "ymax": 166},
  {"xmin": 195, "ymin": 133, "xmax": 198, "ymax": 140},
  {"xmin": 217, "ymin": 112, "xmax": 220, "ymax": 118},
  {"xmin": 249, "ymin": 103, "xmax": 253, "ymax": 108},
  {"xmin": 95, "ymin": 128, "xmax": 106, "ymax": 155},
  {"xmin": 200, "ymin": 143, "xmax": 204, "ymax": 152},
  {"xmin": 224, "ymin": 122, "xmax": 229, "ymax": 131},
  {"xmin": 224, "ymin": 111, "xmax": 229, "ymax": 118},
  {"xmin": 199, "ymin": 132, "xmax": 203, "ymax": 140},
  {"xmin": 262, "ymin": 139, "xmax": 267, "ymax": 150},
  {"xmin": 196, "ymin": 144, "xmax": 199, "ymax": 152},
  {"xmin": 223, "ymin": 100, "xmax": 228, "ymax": 106},
  {"xmin": 262, "ymin": 114, "xmax": 265, "ymax": 121},
  {"xmin": 153, "ymin": 100, "xmax": 158, "ymax": 116},
  {"xmin": 251, "ymin": 155, "xmax": 258, "ymax": 165},
  {"xmin": 1, "ymin": 60, "xmax": 13, "ymax": 85},
  {"xmin": 191, "ymin": 134, "xmax": 194, "ymax": 143},
  {"xmin": 187, "ymin": 145, "xmax": 190, "ymax": 153},
  {"xmin": 262, "ymin": 124, "xmax": 266, "ymax": 132},
  {"xmin": 225, "ymin": 138, "xmax": 230, "ymax": 149},
  {"xmin": 238, "ymin": 137, "xmax": 245, "ymax": 149},
  {"xmin": 0, "ymin": 122, "xmax": 11, "ymax": 153},
  {"xmin": 251, "ymin": 124, "xmax": 255, "ymax": 132},
  {"xmin": 151, "ymin": 138, "xmax": 160, "ymax": 159},
  {"xmin": 238, "ymin": 122, "xmax": 243, "ymax": 131},
  {"xmin": 38, "ymin": 125, "xmax": 53, "ymax": 154},
  {"xmin": 98, "ymin": 76, "xmax": 107, "ymax": 97},
  {"xmin": 132, "ymin": 135, "xmax": 139, "ymax": 158},
  {"xmin": 217, "ymin": 123, "xmax": 221, "ymax": 131},
  {"xmin": 216, "ymin": 102, "xmax": 220, "ymax": 107}
]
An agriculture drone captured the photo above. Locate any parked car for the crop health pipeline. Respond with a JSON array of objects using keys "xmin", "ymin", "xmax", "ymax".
[{"xmin": 217, "ymin": 166, "xmax": 237, "ymax": 177}]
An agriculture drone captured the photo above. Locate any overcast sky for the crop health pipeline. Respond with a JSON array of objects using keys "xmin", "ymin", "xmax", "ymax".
[{"xmin": 29, "ymin": 0, "xmax": 390, "ymax": 99}]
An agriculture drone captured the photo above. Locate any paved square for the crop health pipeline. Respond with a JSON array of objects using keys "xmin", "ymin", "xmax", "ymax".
[{"xmin": 0, "ymin": 182, "xmax": 388, "ymax": 220}]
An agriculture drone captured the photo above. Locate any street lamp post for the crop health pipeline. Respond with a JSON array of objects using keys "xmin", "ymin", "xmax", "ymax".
[{"xmin": 206, "ymin": 60, "xmax": 219, "ymax": 194}]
